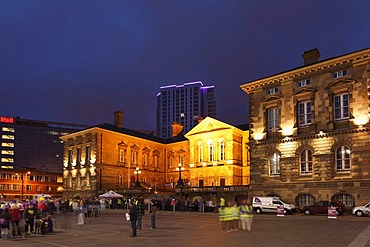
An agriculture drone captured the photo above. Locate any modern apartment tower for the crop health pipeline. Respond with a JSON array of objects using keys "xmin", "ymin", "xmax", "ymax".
[
  {"xmin": 156, "ymin": 81, "xmax": 216, "ymax": 138},
  {"xmin": 0, "ymin": 116, "xmax": 88, "ymax": 173}
]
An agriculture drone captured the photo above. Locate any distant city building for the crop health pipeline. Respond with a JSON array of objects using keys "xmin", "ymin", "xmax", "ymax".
[
  {"xmin": 0, "ymin": 116, "xmax": 88, "ymax": 173},
  {"xmin": 156, "ymin": 81, "xmax": 216, "ymax": 138}
]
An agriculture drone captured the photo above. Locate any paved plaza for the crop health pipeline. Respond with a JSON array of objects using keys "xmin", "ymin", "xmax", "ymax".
[{"xmin": 4, "ymin": 209, "xmax": 370, "ymax": 247}]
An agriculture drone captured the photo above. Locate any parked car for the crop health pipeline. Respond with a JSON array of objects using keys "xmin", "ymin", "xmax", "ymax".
[
  {"xmin": 352, "ymin": 203, "xmax": 370, "ymax": 217},
  {"xmin": 300, "ymin": 201, "xmax": 345, "ymax": 216},
  {"xmin": 252, "ymin": 197, "xmax": 296, "ymax": 214}
]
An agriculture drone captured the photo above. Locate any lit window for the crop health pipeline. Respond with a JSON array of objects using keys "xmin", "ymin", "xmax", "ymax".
[
  {"xmin": 1, "ymin": 150, "xmax": 14, "ymax": 155},
  {"xmin": 198, "ymin": 143, "xmax": 204, "ymax": 162},
  {"xmin": 269, "ymin": 153, "xmax": 280, "ymax": 176},
  {"xmin": 2, "ymin": 127, "xmax": 15, "ymax": 132},
  {"xmin": 334, "ymin": 93, "xmax": 349, "ymax": 120},
  {"xmin": 143, "ymin": 153, "xmax": 148, "ymax": 166},
  {"xmin": 1, "ymin": 158, "xmax": 14, "ymax": 163},
  {"xmin": 131, "ymin": 151, "xmax": 137, "ymax": 164},
  {"xmin": 1, "ymin": 142, "xmax": 14, "ymax": 147},
  {"xmin": 267, "ymin": 108, "xmax": 279, "ymax": 132},
  {"xmin": 267, "ymin": 87, "xmax": 278, "ymax": 95},
  {"xmin": 300, "ymin": 150, "xmax": 312, "ymax": 174},
  {"xmin": 336, "ymin": 146, "xmax": 350, "ymax": 172},
  {"xmin": 333, "ymin": 70, "xmax": 347, "ymax": 79},
  {"xmin": 208, "ymin": 141, "xmax": 214, "ymax": 162},
  {"xmin": 298, "ymin": 101, "xmax": 312, "ymax": 126},
  {"xmin": 119, "ymin": 149, "xmax": 125, "ymax": 163},
  {"xmin": 298, "ymin": 79, "xmax": 310, "ymax": 88},
  {"xmin": 2, "ymin": 135, "xmax": 14, "ymax": 140},
  {"xmin": 219, "ymin": 140, "xmax": 225, "ymax": 161}
]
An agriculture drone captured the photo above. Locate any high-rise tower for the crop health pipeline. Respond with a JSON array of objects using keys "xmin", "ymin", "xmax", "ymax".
[{"xmin": 156, "ymin": 81, "xmax": 216, "ymax": 138}]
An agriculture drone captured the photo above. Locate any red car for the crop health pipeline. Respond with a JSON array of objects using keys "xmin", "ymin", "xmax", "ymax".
[{"xmin": 300, "ymin": 201, "xmax": 345, "ymax": 216}]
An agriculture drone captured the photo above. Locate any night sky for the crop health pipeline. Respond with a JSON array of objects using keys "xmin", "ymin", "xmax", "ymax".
[{"xmin": 1, "ymin": 0, "xmax": 369, "ymax": 131}]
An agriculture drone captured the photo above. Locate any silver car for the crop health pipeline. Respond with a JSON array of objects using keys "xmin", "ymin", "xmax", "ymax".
[{"xmin": 352, "ymin": 202, "xmax": 370, "ymax": 217}]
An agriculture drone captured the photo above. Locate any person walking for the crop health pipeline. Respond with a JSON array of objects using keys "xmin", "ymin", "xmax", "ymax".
[
  {"xmin": 128, "ymin": 200, "xmax": 138, "ymax": 237},
  {"xmin": 77, "ymin": 201, "xmax": 86, "ymax": 225},
  {"xmin": 9, "ymin": 203, "xmax": 21, "ymax": 238},
  {"xmin": 149, "ymin": 201, "xmax": 157, "ymax": 229},
  {"xmin": 136, "ymin": 198, "xmax": 145, "ymax": 230},
  {"xmin": 1, "ymin": 208, "xmax": 11, "ymax": 240},
  {"xmin": 239, "ymin": 198, "xmax": 253, "ymax": 231}
]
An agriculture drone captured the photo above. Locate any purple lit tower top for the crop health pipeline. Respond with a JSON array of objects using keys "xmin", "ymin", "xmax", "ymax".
[{"xmin": 156, "ymin": 81, "xmax": 216, "ymax": 138}]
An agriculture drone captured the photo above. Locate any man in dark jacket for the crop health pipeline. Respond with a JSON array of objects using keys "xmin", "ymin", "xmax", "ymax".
[
  {"xmin": 24, "ymin": 203, "xmax": 37, "ymax": 234},
  {"xmin": 128, "ymin": 201, "xmax": 138, "ymax": 237}
]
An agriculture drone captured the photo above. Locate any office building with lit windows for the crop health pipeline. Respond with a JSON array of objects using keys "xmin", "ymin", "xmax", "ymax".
[
  {"xmin": 156, "ymin": 81, "xmax": 216, "ymax": 138},
  {"xmin": 240, "ymin": 47, "xmax": 370, "ymax": 207},
  {"xmin": 0, "ymin": 116, "xmax": 88, "ymax": 173}
]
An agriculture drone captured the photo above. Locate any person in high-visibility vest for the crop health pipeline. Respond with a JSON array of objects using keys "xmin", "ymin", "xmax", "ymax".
[
  {"xmin": 231, "ymin": 201, "xmax": 240, "ymax": 231},
  {"xmin": 239, "ymin": 198, "xmax": 254, "ymax": 231},
  {"xmin": 218, "ymin": 203, "xmax": 228, "ymax": 233}
]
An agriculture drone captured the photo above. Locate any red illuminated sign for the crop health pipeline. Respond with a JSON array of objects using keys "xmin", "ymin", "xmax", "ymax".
[{"xmin": 0, "ymin": 116, "xmax": 14, "ymax": 123}]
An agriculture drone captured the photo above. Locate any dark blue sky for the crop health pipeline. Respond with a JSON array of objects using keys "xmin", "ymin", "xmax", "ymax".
[{"xmin": 1, "ymin": 0, "xmax": 369, "ymax": 131}]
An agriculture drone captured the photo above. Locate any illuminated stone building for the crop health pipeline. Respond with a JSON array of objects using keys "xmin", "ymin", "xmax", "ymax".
[
  {"xmin": 240, "ymin": 47, "xmax": 370, "ymax": 207},
  {"xmin": 60, "ymin": 111, "xmax": 249, "ymax": 199}
]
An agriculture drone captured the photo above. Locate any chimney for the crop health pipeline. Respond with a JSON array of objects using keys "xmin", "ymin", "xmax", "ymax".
[
  {"xmin": 171, "ymin": 122, "xmax": 183, "ymax": 137},
  {"xmin": 302, "ymin": 48, "xmax": 321, "ymax": 65},
  {"xmin": 113, "ymin": 110, "xmax": 123, "ymax": 128}
]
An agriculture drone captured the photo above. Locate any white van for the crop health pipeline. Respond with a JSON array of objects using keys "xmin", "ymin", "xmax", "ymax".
[
  {"xmin": 33, "ymin": 194, "xmax": 52, "ymax": 202},
  {"xmin": 252, "ymin": 197, "xmax": 296, "ymax": 214}
]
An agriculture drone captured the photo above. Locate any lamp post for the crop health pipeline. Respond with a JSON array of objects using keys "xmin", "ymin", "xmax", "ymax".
[
  {"xmin": 176, "ymin": 163, "xmax": 185, "ymax": 187},
  {"xmin": 134, "ymin": 167, "xmax": 141, "ymax": 188}
]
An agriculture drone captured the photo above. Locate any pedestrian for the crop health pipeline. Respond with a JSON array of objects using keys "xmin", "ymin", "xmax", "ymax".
[
  {"xmin": 218, "ymin": 202, "xmax": 228, "ymax": 233},
  {"xmin": 24, "ymin": 203, "xmax": 36, "ymax": 235},
  {"xmin": 231, "ymin": 201, "xmax": 240, "ymax": 231},
  {"xmin": 77, "ymin": 201, "xmax": 86, "ymax": 225},
  {"xmin": 136, "ymin": 198, "xmax": 145, "ymax": 230},
  {"xmin": 239, "ymin": 198, "xmax": 253, "ymax": 231},
  {"xmin": 149, "ymin": 201, "xmax": 157, "ymax": 229},
  {"xmin": 9, "ymin": 203, "xmax": 21, "ymax": 238},
  {"xmin": 1, "ymin": 208, "xmax": 11, "ymax": 240},
  {"xmin": 128, "ymin": 200, "xmax": 138, "ymax": 237}
]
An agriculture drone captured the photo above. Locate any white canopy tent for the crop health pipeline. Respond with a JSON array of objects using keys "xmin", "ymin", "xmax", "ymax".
[{"xmin": 99, "ymin": 190, "xmax": 124, "ymax": 198}]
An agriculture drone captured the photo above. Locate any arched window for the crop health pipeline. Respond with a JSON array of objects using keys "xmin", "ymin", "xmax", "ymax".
[
  {"xmin": 77, "ymin": 173, "xmax": 81, "ymax": 187},
  {"xmin": 296, "ymin": 194, "xmax": 315, "ymax": 206},
  {"xmin": 198, "ymin": 143, "xmax": 204, "ymax": 162},
  {"xmin": 300, "ymin": 150, "xmax": 312, "ymax": 174},
  {"xmin": 68, "ymin": 174, "xmax": 72, "ymax": 188},
  {"xmin": 219, "ymin": 140, "xmax": 225, "ymax": 161},
  {"xmin": 86, "ymin": 171, "xmax": 90, "ymax": 187},
  {"xmin": 332, "ymin": 194, "xmax": 354, "ymax": 207},
  {"xmin": 269, "ymin": 153, "xmax": 280, "ymax": 176},
  {"xmin": 208, "ymin": 141, "xmax": 214, "ymax": 162},
  {"xmin": 336, "ymin": 146, "xmax": 350, "ymax": 172}
]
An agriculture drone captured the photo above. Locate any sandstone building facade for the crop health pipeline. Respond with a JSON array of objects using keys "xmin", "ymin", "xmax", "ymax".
[
  {"xmin": 60, "ymin": 112, "xmax": 249, "ymax": 199},
  {"xmin": 240, "ymin": 47, "xmax": 370, "ymax": 207}
]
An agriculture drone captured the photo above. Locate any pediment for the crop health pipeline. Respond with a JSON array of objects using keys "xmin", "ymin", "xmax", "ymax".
[
  {"xmin": 130, "ymin": 144, "xmax": 139, "ymax": 150},
  {"xmin": 293, "ymin": 87, "xmax": 315, "ymax": 96},
  {"xmin": 261, "ymin": 94, "xmax": 283, "ymax": 103},
  {"xmin": 118, "ymin": 141, "xmax": 128, "ymax": 147},
  {"xmin": 326, "ymin": 79, "xmax": 355, "ymax": 89},
  {"xmin": 185, "ymin": 117, "xmax": 234, "ymax": 137},
  {"xmin": 142, "ymin": 147, "xmax": 150, "ymax": 152}
]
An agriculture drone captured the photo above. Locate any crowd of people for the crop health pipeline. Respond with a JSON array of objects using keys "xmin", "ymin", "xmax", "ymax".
[{"xmin": 218, "ymin": 198, "xmax": 254, "ymax": 233}]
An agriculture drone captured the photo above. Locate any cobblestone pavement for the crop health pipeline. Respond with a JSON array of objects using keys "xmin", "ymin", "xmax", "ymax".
[{"xmin": 3, "ymin": 210, "xmax": 370, "ymax": 247}]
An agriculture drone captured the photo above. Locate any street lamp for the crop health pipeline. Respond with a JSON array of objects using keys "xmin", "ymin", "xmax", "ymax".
[
  {"xmin": 134, "ymin": 167, "xmax": 141, "ymax": 188},
  {"xmin": 176, "ymin": 163, "xmax": 185, "ymax": 187}
]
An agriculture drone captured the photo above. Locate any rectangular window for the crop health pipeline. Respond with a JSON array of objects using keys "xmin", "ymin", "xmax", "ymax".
[
  {"xmin": 77, "ymin": 148, "xmax": 82, "ymax": 165},
  {"xmin": 169, "ymin": 157, "xmax": 173, "ymax": 168},
  {"xmin": 298, "ymin": 79, "xmax": 310, "ymax": 88},
  {"xmin": 333, "ymin": 70, "xmax": 347, "ymax": 79},
  {"xmin": 1, "ymin": 158, "xmax": 14, "ymax": 163},
  {"xmin": 2, "ymin": 127, "xmax": 15, "ymax": 132},
  {"xmin": 143, "ymin": 153, "xmax": 148, "ymax": 166},
  {"xmin": 1, "ymin": 150, "xmax": 14, "ymax": 155},
  {"xmin": 37, "ymin": 186, "xmax": 42, "ymax": 192},
  {"xmin": 220, "ymin": 178, "xmax": 225, "ymax": 186},
  {"xmin": 154, "ymin": 156, "xmax": 158, "ymax": 168},
  {"xmin": 298, "ymin": 101, "xmax": 312, "ymax": 126},
  {"xmin": 68, "ymin": 150, "xmax": 73, "ymax": 165},
  {"xmin": 119, "ymin": 149, "xmax": 125, "ymax": 163},
  {"xmin": 131, "ymin": 151, "xmax": 137, "ymax": 164},
  {"xmin": 334, "ymin": 93, "xmax": 349, "ymax": 120},
  {"xmin": 266, "ymin": 87, "xmax": 278, "ymax": 95},
  {"xmin": 26, "ymin": 185, "xmax": 31, "ymax": 191},
  {"xmin": 1, "ymin": 135, "xmax": 14, "ymax": 140},
  {"xmin": 199, "ymin": 179, "xmax": 204, "ymax": 187},
  {"xmin": 1, "ymin": 142, "xmax": 14, "ymax": 147},
  {"xmin": 267, "ymin": 108, "xmax": 279, "ymax": 132},
  {"xmin": 86, "ymin": 146, "xmax": 91, "ymax": 164}
]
